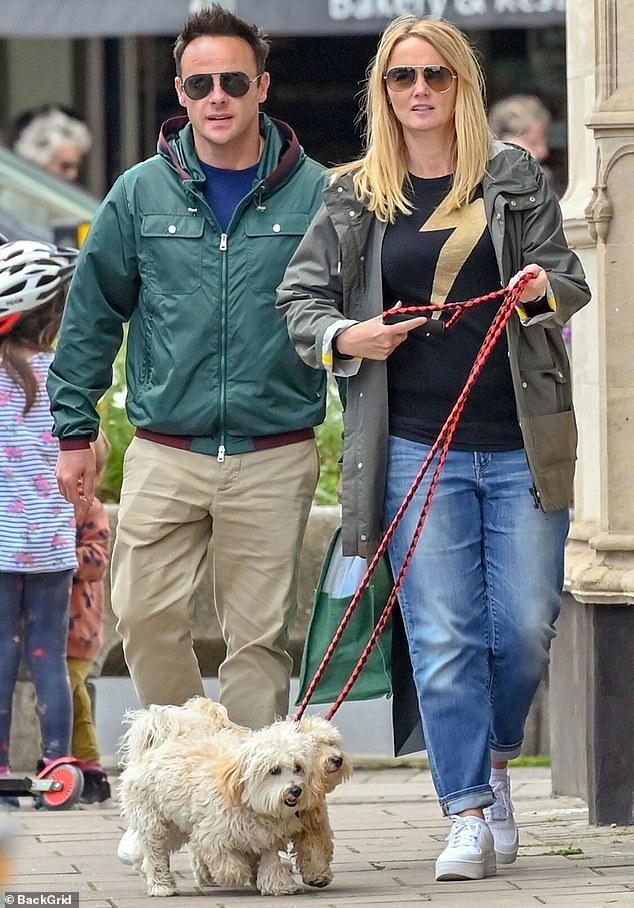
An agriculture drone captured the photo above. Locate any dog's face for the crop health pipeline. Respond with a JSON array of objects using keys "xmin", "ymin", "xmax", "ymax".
[
  {"xmin": 298, "ymin": 715, "xmax": 353, "ymax": 793},
  {"xmin": 216, "ymin": 722, "xmax": 320, "ymax": 817}
]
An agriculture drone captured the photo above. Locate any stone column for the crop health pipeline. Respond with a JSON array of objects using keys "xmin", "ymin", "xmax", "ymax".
[{"xmin": 550, "ymin": 0, "xmax": 634, "ymax": 825}]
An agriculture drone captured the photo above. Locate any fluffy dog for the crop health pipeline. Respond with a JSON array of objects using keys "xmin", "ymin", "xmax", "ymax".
[
  {"xmin": 118, "ymin": 718, "xmax": 321, "ymax": 896},
  {"xmin": 118, "ymin": 698, "xmax": 352, "ymax": 893}
]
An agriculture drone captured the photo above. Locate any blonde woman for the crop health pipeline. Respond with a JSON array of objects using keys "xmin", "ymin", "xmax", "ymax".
[{"xmin": 278, "ymin": 14, "xmax": 590, "ymax": 882}]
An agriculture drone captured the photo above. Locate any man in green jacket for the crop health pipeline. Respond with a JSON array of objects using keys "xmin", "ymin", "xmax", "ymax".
[{"xmin": 49, "ymin": 5, "xmax": 326, "ymax": 732}]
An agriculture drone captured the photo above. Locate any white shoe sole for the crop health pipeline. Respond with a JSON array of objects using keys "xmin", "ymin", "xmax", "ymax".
[
  {"xmin": 436, "ymin": 853, "xmax": 497, "ymax": 881},
  {"xmin": 495, "ymin": 846, "xmax": 518, "ymax": 865}
]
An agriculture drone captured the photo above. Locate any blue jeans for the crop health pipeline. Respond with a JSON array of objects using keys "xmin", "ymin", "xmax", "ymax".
[
  {"xmin": 0, "ymin": 570, "xmax": 74, "ymax": 768},
  {"xmin": 384, "ymin": 436, "xmax": 569, "ymax": 815}
]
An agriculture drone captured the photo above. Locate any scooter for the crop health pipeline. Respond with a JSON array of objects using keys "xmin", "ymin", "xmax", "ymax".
[{"xmin": 0, "ymin": 757, "xmax": 84, "ymax": 810}]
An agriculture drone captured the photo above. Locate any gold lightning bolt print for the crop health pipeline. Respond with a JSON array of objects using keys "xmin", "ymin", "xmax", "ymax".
[{"xmin": 419, "ymin": 196, "xmax": 487, "ymax": 306}]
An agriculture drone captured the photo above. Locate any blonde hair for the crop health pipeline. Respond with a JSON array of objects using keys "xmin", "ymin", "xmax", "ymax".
[{"xmin": 332, "ymin": 15, "xmax": 492, "ymax": 221}]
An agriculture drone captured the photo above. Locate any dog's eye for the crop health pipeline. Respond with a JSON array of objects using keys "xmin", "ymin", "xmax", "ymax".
[
  {"xmin": 294, "ymin": 763, "xmax": 303, "ymax": 775},
  {"xmin": 269, "ymin": 766, "xmax": 282, "ymax": 776}
]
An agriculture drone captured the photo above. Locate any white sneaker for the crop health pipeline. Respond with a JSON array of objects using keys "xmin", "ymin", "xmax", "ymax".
[
  {"xmin": 484, "ymin": 777, "xmax": 519, "ymax": 864},
  {"xmin": 435, "ymin": 815, "xmax": 496, "ymax": 881},
  {"xmin": 117, "ymin": 827, "xmax": 143, "ymax": 866}
]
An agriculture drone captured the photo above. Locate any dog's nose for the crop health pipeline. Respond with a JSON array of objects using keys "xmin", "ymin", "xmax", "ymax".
[
  {"xmin": 288, "ymin": 785, "xmax": 302, "ymax": 799},
  {"xmin": 331, "ymin": 755, "xmax": 343, "ymax": 769}
]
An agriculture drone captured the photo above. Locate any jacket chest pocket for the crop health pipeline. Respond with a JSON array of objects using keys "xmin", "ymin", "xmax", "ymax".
[
  {"xmin": 245, "ymin": 213, "xmax": 310, "ymax": 293},
  {"xmin": 140, "ymin": 215, "xmax": 205, "ymax": 295}
]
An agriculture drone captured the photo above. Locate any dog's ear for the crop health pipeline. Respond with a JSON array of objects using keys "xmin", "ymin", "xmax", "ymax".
[{"xmin": 214, "ymin": 753, "xmax": 245, "ymax": 807}]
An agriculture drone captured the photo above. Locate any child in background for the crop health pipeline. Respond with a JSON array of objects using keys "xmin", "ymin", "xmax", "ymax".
[
  {"xmin": 0, "ymin": 239, "xmax": 78, "ymax": 807},
  {"xmin": 67, "ymin": 429, "xmax": 112, "ymax": 804}
]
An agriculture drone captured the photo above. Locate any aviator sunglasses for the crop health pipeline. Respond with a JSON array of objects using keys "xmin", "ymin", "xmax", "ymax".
[
  {"xmin": 384, "ymin": 65, "xmax": 457, "ymax": 94},
  {"xmin": 182, "ymin": 71, "xmax": 262, "ymax": 100}
]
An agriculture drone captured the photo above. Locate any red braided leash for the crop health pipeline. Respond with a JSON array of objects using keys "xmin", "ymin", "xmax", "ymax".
[{"xmin": 294, "ymin": 275, "xmax": 533, "ymax": 721}]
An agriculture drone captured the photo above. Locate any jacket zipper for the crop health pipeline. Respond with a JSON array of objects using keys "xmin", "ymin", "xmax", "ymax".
[{"xmin": 219, "ymin": 231, "xmax": 229, "ymax": 461}]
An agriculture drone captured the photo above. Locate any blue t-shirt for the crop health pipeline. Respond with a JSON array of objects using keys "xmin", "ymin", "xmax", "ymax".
[{"xmin": 201, "ymin": 161, "xmax": 259, "ymax": 232}]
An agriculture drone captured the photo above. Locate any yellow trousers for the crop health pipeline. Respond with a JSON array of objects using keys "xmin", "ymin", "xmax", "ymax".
[{"xmin": 67, "ymin": 657, "xmax": 100, "ymax": 763}]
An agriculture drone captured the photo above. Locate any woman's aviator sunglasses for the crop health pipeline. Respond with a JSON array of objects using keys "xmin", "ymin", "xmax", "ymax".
[
  {"xmin": 384, "ymin": 65, "xmax": 456, "ymax": 94},
  {"xmin": 182, "ymin": 71, "xmax": 262, "ymax": 100}
]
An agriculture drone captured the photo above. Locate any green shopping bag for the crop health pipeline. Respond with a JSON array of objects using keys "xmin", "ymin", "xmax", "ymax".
[{"xmin": 296, "ymin": 527, "xmax": 393, "ymax": 705}]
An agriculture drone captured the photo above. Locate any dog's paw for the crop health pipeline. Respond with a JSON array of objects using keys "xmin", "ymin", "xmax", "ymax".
[
  {"xmin": 258, "ymin": 877, "xmax": 302, "ymax": 896},
  {"xmin": 213, "ymin": 860, "xmax": 252, "ymax": 889},
  {"xmin": 303, "ymin": 867, "xmax": 333, "ymax": 888},
  {"xmin": 147, "ymin": 882, "xmax": 176, "ymax": 897},
  {"xmin": 256, "ymin": 863, "xmax": 302, "ymax": 896}
]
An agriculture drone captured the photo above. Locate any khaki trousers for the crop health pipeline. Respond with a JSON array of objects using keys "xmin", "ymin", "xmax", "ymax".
[
  {"xmin": 67, "ymin": 657, "xmax": 100, "ymax": 763},
  {"xmin": 111, "ymin": 436, "xmax": 319, "ymax": 728}
]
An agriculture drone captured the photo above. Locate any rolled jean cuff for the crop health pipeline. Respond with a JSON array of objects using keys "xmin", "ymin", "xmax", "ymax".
[
  {"xmin": 441, "ymin": 784, "xmax": 495, "ymax": 817},
  {"xmin": 491, "ymin": 741, "xmax": 523, "ymax": 762}
]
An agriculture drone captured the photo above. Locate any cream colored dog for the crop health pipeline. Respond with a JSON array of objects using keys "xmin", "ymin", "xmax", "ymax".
[
  {"xmin": 118, "ymin": 718, "xmax": 320, "ymax": 896},
  {"xmin": 118, "ymin": 698, "xmax": 351, "ymax": 893}
]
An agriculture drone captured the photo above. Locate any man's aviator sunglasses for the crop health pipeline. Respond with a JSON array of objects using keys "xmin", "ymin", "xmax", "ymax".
[
  {"xmin": 182, "ymin": 71, "xmax": 262, "ymax": 100},
  {"xmin": 384, "ymin": 65, "xmax": 456, "ymax": 93}
]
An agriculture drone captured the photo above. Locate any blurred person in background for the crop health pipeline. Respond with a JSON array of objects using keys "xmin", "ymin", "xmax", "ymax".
[
  {"xmin": 11, "ymin": 105, "xmax": 92, "ymax": 184},
  {"xmin": 488, "ymin": 94, "xmax": 553, "ymax": 188}
]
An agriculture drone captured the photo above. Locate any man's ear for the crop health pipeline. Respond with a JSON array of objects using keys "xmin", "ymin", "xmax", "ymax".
[
  {"xmin": 257, "ymin": 71, "xmax": 271, "ymax": 105},
  {"xmin": 174, "ymin": 77, "xmax": 187, "ymax": 108}
]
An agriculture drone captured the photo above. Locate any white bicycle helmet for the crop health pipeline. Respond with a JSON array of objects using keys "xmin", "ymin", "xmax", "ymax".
[{"xmin": 0, "ymin": 240, "xmax": 78, "ymax": 319}]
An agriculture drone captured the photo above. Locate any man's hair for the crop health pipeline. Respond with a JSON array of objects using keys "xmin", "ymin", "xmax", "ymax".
[
  {"xmin": 331, "ymin": 14, "xmax": 492, "ymax": 222},
  {"xmin": 173, "ymin": 3, "xmax": 270, "ymax": 76}
]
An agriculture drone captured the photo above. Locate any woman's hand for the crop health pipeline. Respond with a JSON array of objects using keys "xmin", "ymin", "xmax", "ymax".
[
  {"xmin": 509, "ymin": 264, "xmax": 548, "ymax": 303},
  {"xmin": 335, "ymin": 307, "xmax": 428, "ymax": 361}
]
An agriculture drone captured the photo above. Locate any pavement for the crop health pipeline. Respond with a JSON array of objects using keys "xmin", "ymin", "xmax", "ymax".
[{"xmin": 2, "ymin": 761, "xmax": 634, "ymax": 907}]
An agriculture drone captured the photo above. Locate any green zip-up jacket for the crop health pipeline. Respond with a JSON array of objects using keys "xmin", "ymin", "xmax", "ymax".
[{"xmin": 48, "ymin": 114, "xmax": 327, "ymax": 455}]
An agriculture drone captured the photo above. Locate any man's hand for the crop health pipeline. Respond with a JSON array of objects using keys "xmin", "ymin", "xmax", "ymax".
[
  {"xmin": 56, "ymin": 448, "xmax": 97, "ymax": 514},
  {"xmin": 335, "ymin": 309, "xmax": 428, "ymax": 361}
]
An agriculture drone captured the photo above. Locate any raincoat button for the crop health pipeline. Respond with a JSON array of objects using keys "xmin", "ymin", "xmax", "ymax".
[
  {"xmin": 522, "ymin": 381, "xmax": 528, "ymax": 389},
  {"xmin": 337, "ymin": 186, "xmax": 343, "ymax": 193},
  {"xmin": 357, "ymin": 462, "xmax": 363, "ymax": 469},
  {"xmin": 510, "ymin": 200, "xmax": 517, "ymax": 207},
  {"xmin": 168, "ymin": 224, "xmax": 177, "ymax": 234},
  {"xmin": 272, "ymin": 223, "xmax": 281, "ymax": 232},
  {"xmin": 360, "ymin": 534, "xmax": 367, "ymax": 542},
  {"xmin": 349, "ymin": 210, "xmax": 356, "ymax": 217},
  {"xmin": 529, "ymin": 196, "xmax": 536, "ymax": 202}
]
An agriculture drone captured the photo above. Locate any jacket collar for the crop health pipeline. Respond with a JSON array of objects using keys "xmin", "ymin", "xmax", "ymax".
[{"xmin": 157, "ymin": 112, "xmax": 304, "ymax": 194}]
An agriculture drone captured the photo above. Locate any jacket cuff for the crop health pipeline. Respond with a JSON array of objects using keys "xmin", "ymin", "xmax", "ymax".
[
  {"xmin": 59, "ymin": 438, "xmax": 92, "ymax": 451},
  {"xmin": 322, "ymin": 320, "xmax": 363, "ymax": 377},
  {"xmin": 517, "ymin": 281, "xmax": 556, "ymax": 326}
]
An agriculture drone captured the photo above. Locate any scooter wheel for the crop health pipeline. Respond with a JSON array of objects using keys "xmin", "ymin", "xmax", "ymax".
[{"xmin": 40, "ymin": 763, "xmax": 84, "ymax": 810}]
